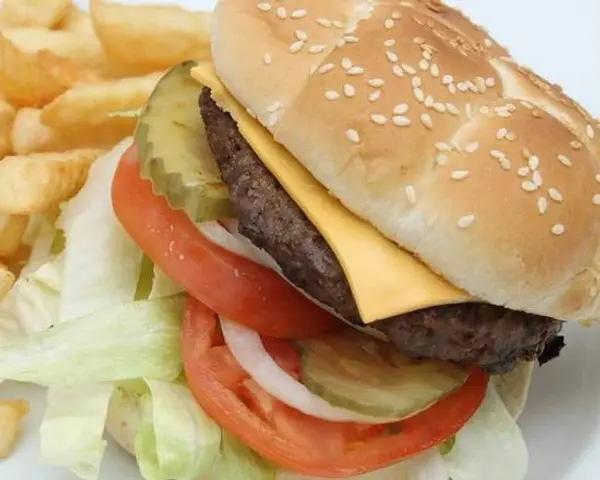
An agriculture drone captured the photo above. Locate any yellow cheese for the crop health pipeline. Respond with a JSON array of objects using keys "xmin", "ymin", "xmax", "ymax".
[{"xmin": 191, "ymin": 63, "xmax": 472, "ymax": 324}]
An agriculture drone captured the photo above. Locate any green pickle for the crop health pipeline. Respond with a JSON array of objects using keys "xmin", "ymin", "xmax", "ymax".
[
  {"xmin": 135, "ymin": 61, "xmax": 234, "ymax": 222},
  {"xmin": 298, "ymin": 331, "xmax": 468, "ymax": 419}
]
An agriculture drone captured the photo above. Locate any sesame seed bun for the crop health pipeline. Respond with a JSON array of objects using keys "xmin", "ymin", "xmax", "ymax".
[{"xmin": 210, "ymin": 0, "xmax": 600, "ymax": 323}]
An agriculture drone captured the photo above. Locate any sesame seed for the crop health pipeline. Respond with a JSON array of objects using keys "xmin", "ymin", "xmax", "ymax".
[
  {"xmin": 318, "ymin": 63, "xmax": 334, "ymax": 75},
  {"xmin": 451, "ymin": 170, "xmax": 469, "ymax": 180},
  {"xmin": 394, "ymin": 104, "xmax": 409, "ymax": 115},
  {"xmin": 497, "ymin": 110, "xmax": 512, "ymax": 118},
  {"xmin": 289, "ymin": 40, "xmax": 304, "ymax": 53},
  {"xmin": 538, "ymin": 197, "xmax": 548, "ymax": 215},
  {"xmin": 402, "ymin": 63, "xmax": 416, "ymax": 75},
  {"xmin": 346, "ymin": 129, "xmax": 360, "ymax": 144},
  {"xmin": 425, "ymin": 95, "xmax": 435, "ymax": 108},
  {"xmin": 405, "ymin": 185, "xmax": 417, "ymax": 203},
  {"xmin": 532, "ymin": 170, "xmax": 543, "ymax": 186},
  {"xmin": 548, "ymin": 188, "xmax": 563, "ymax": 202},
  {"xmin": 392, "ymin": 11, "xmax": 402, "ymax": 19},
  {"xmin": 457, "ymin": 82, "xmax": 468, "ymax": 92},
  {"xmin": 436, "ymin": 153, "xmax": 448, "ymax": 166},
  {"xmin": 344, "ymin": 25, "xmax": 357, "ymax": 34},
  {"xmin": 412, "ymin": 77, "xmax": 422, "ymax": 88},
  {"xmin": 558, "ymin": 154, "xmax": 572, "ymax": 167},
  {"xmin": 528, "ymin": 155, "xmax": 540, "ymax": 170},
  {"xmin": 531, "ymin": 110, "xmax": 543, "ymax": 118},
  {"xmin": 347, "ymin": 66, "xmax": 365, "ymax": 75},
  {"xmin": 446, "ymin": 103, "xmax": 460, "ymax": 116},
  {"xmin": 496, "ymin": 128, "xmax": 508, "ymax": 140},
  {"xmin": 332, "ymin": 20, "xmax": 344, "ymax": 28},
  {"xmin": 517, "ymin": 166, "xmax": 530, "ymax": 177},
  {"xmin": 484, "ymin": 37, "xmax": 493, "ymax": 47},
  {"xmin": 414, "ymin": 88, "xmax": 425, "ymax": 102},
  {"xmin": 291, "ymin": 8, "xmax": 307, "ymax": 19},
  {"xmin": 413, "ymin": 36, "xmax": 425, "ymax": 44},
  {"xmin": 369, "ymin": 78, "xmax": 385, "ymax": 87},
  {"xmin": 336, "ymin": 38, "xmax": 346, "ymax": 48},
  {"xmin": 419, "ymin": 59, "xmax": 429, "ymax": 71},
  {"xmin": 343, "ymin": 84, "xmax": 356, "ymax": 97},
  {"xmin": 310, "ymin": 44, "xmax": 327, "ymax": 54},
  {"xmin": 490, "ymin": 150, "xmax": 505, "ymax": 160},
  {"xmin": 442, "ymin": 75, "xmax": 453, "ymax": 85},
  {"xmin": 506, "ymin": 132, "xmax": 517, "ymax": 141},
  {"xmin": 571, "ymin": 140, "xmax": 583, "ymax": 150},
  {"xmin": 266, "ymin": 101, "xmax": 281, "ymax": 113},
  {"xmin": 499, "ymin": 158, "xmax": 511, "ymax": 171},
  {"xmin": 465, "ymin": 142, "xmax": 479, "ymax": 153},
  {"xmin": 521, "ymin": 181, "xmax": 538, "ymax": 192},
  {"xmin": 552, "ymin": 224, "xmax": 565, "ymax": 236},
  {"xmin": 342, "ymin": 57, "xmax": 352, "ymax": 70},
  {"xmin": 593, "ymin": 194, "xmax": 600, "ymax": 205},
  {"xmin": 384, "ymin": 39, "xmax": 396, "ymax": 47},
  {"xmin": 276, "ymin": 6, "xmax": 287, "ymax": 19},
  {"xmin": 436, "ymin": 142, "xmax": 452, "ymax": 152},
  {"xmin": 423, "ymin": 49, "xmax": 433, "ymax": 60},
  {"xmin": 458, "ymin": 215, "xmax": 476, "ymax": 228},
  {"xmin": 384, "ymin": 18, "xmax": 394, "ymax": 29},
  {"xmin": 344, "ymin": 36, "xmax": 359, "ymax": 43},
  {"xmin": 257, "ymin": 3, "xmax": 271, "ymax": 12},
  {"xmin": 369, "ymin": 90, "xmax": 381, "ymax": 102},
  {"xmin": 393, "ymin": 115, "xmax": 412, "ymax": 127},
  {"xmin": 475, "ymin": 77, "xmax": 487, "ymax": 92},
  {"xmin": 392, "ymin": 65, "xmax": 404, "ymax": 77},
  {"xmin": 316, "ymin": 18, "xmax": 332, "ymax": 27},
  {"xmin": 263, "ymin": 53, "xmax": 272, "ymax": 65},
  {"xmin": 325, "ymin": 90, "xmax": 340, "ymax": 100},
  {"xmin": 467, "ymin": 81, "xmax": 478, "ymax": 93},
  {"xmin": 421, "ymin": 113, "xmax": 433, "ymax": 129},
  {"xmin": 451, "ymin": 140, "xmax": 463, "ymax": 152},
  {"xmin": 386, "ymin": 51, "xmax": 399, "ymax": 63},
  {"xmin": 448, "ymin": 83, "xmax": 457, "ymax": 94},
  {"xmin": 587, "ymin": 124, "xmax": 595, "ymax": 139},
  {"xmin": 430, "ymin": 64, "xmax": 440, "ymax": 77},
  {"xmin": 295, "ymin": 30, "xmax": 308, "ymax": 41},
  {"xmin": 433, "ymin": 102, "xmax": 446, "ymax": 113},
  {"xmin": 485, "ymin": 77, "xmax": 496, "ymax": 87},
  {"xmin": 479, "ymin": 106, "xmax": 491, "ymax": 114},
  {"xmin": 371, "ymin": 114, "xmax": 388, "ymax": 125}
]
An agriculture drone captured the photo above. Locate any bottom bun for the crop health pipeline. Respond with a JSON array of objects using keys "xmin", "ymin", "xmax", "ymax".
[{"xmin": 105, "ymin": 362, "xmax": 534, "ymax": 459}]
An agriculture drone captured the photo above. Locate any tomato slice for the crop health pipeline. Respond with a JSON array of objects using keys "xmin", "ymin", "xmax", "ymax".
[
  {"xmin": 112, "ymin": 145, "xmax": 339, "ymax": 338},
  {"xmin": 182, "ymin": 296, "xmax": 489, "ymax": 477}
]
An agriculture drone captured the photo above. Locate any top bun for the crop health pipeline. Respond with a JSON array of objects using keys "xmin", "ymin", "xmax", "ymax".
[{"xmin": 210, "ymin": 0, "xmax": 600, "ymax": 322}]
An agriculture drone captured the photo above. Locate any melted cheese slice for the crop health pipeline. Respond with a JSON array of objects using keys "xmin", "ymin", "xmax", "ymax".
[{"xmin": 192, "ymin": 64, "xmax": 472, "ymax": 324}]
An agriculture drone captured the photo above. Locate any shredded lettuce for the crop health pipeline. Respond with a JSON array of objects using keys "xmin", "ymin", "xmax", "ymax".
[
  {"xmin": 444, "ymin": 384, "xmax": 528, "ymax": 480},
  {"xmin": 40, "ymin": 384, "xmax": 114, "ymax": 480},
  {"xmin": 149, "ymin": 265, "xmax": 184, "ymax": 300},
  {"xmin": 135, "ymin": 380, "xmax": 222, "ymax": 480},
  {"xmin": 213, "ymin": 431, "xmax": 276, "ymax": 480},
  {"xmin": 59, "ymin": 138, "xmax": 142, "ymax": 322},
  {"xmin": 0, "ymin": 296, "xmax": 185, "ymax": 385}
]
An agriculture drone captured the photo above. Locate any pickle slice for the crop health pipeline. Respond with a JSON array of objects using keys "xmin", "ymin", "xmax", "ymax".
[
  {"xmin": 298, "ymin": 331, "xmax": 468, "ymax": 419},
  {"xmin": 135, "ymin": 61, "xmax": 234, "ymax": 222}
]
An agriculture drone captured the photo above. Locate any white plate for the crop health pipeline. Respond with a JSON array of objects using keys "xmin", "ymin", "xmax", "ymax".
[{"xmin": 1, "ymin": 0, "xmax": 600, "ymax": 479}]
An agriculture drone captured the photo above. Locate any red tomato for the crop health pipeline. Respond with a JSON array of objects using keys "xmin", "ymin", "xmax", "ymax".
[
  {"xmin": 112, "ymin": 145, "xmax": 339, "ymax": 338},
  {"xmin": 182, "ymin": 296, "xmax": 489, "ymax": 478}
]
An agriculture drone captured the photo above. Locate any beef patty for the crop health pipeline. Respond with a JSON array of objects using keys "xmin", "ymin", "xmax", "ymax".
[{"xmin": 199, "ymin": 89, "xmax": 563, "ymax": 374}]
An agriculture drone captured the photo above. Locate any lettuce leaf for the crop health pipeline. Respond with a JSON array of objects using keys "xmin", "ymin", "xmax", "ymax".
[
  {"xmin": 135, "ymin": 380, "xmax": 221, "ymax": 480},
  {"xmin": 40, "ymin": 384, "xmax": 114, "ymax": 480},
  {"xmin": 213, "ymin": 431, "xmax": 276, "ymax": 480}
]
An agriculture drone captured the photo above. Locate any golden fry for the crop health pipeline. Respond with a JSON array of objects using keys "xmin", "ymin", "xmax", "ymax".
[
  {"xmin": 91, "ymin": 0, "xmax": 212, "ymax": 71},
  {"xmin": 0, "ymin": 149, "xmax": 102, "ymax": 214},
  {"xmin": 0, "ymin": 98, "xmax": 15, "ymax": 158},
  {"xmin": 0, "ymin": 215, "xmax": 28, "ymax": 259},
  {"xmin": 2, "ymin": 28, "xmax": 104, "ymax": 67},
  {"xmin": 37, "ymin": 50, "xmax": 101, "ymax": 88},
  {"xmin": 0, "ymin": 400, "xmax": 29, "ymax": 458},
  {"xmin": 11, "ymin": 107, "xmax": 136, "ymax": 154},
  {"xmin": 0, "ymin": 36, "xmax": 65, "ymax": 107},
  {"xmin": 0, "ymin": 0, "xmax": 70, "ymax": 29},
  {"xmin": 55, "ymin": 5, "xmax": 94, "ymax": 36},
  {"xmin": 42, "ymin": 72, "xmax": 162, "ymax": 128}
]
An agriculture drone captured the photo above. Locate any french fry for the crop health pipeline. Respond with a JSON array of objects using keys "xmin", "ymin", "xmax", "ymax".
[
  {"xmin": 0, "ymin": 215, "xmax": 29, "ymax": 258},
  {"xmin": 0, "ymin": 149, "xmax": 102, "ymax": 214},
  {"xmin": 41, "ymin": 72, "xmax": 162, "ymax": 128},
  {"xmin": 0, "ymin": 98, "xmax": 15, "ymax": 158},
  {"xmin": 0, "ymin": 400, "xmax": 29, "ymax": 458},
  {"xmin": 0, "ymin": 36, "xmax": 66, "ymax": 107},
  {"xmin": 90, "ymin": 0, "xmax": 212, "ymax": 71},
  {"xmin": 0, "ymin": 0, "xmax": 70, "ymax": 29},
  {"xmin": 2, "ymin": 28, "xmax": 104, "ymax": 67},
  {"xmin": 11, "ymin": 107, "xmax": 136, "ymax": 154},
  {"xmin": 36, "ymin": 50, "xmax": 101, "ymax": 88},
  {"xmin": 55, "ymin": 5, "xmax": 94, "ymax": 36}
]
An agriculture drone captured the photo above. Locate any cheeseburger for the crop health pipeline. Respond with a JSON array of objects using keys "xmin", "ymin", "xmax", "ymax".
[{"xmin": 107, "ymin": 0, "xmax": 600, "ymax": 478}]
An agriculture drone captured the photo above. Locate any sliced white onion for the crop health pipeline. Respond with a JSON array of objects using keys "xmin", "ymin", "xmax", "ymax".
[{"xmin": 220, "ymin": 316, "xmax": 399, "ymax": 424}]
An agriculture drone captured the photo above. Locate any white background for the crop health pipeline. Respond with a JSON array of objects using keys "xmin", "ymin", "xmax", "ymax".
[{"xmin": 1, "ymin": 0, "xmax": 600, "ymax": 479}]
